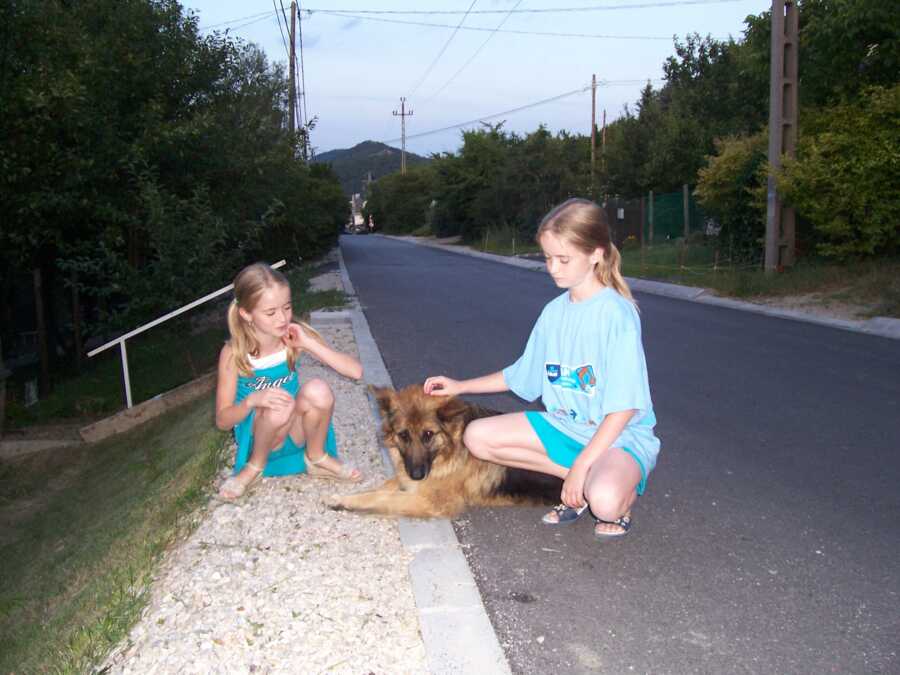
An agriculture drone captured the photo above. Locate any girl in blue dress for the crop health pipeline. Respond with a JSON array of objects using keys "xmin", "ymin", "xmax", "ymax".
[
  {"xmin": 425, "ymin": 199, "xmax": 660, "ymax": 540},
  {"xmin": 215, "ymin": 263, "xmax": 363, "ymax": 501}
]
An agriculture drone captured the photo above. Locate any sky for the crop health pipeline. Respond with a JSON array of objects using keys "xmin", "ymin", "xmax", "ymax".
[{"xmin": 183, "ymin": 0, "xmax": 772, "ymax": 157}]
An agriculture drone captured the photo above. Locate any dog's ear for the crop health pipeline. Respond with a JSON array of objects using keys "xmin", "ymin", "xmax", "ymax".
[
  {"xmin": 435, "ymin": 396, "xmax": 471, "ymax": 425},
  {"xmin": 371, "ymin": 385, "xmax": 395, "ymax": 421}
]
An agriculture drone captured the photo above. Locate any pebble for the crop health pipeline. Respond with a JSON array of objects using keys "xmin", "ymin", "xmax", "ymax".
[{"xmin": 102, "ymin": 325, "xmax": 429, "ymax": 674}]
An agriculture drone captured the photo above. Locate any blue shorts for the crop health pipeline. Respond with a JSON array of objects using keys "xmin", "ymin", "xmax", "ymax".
[{"xmin": 525, "ymin": 411, "xmax": 648, "ymax": 495}]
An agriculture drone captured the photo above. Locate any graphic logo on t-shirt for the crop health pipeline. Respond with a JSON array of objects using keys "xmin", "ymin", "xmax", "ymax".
[
  {"xmin": 545, "ymin": 363, "xmax": 596, "ymax": 396},
  {"xmin": 250, "ymin": 372, "xmax": 295, "ymax": 390}
]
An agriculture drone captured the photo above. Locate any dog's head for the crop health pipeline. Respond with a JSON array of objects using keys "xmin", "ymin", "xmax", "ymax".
[{"xmin": 373, "ymin": 384, "xmax": 472, "ymax": 481}]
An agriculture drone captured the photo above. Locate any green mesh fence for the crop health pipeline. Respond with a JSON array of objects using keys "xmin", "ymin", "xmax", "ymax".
[{"xmin": 642, "ymin": 188, "xmax": 709, "ymax": 243}]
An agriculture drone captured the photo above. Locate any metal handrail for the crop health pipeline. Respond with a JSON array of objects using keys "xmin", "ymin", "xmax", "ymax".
[{"xmin": 88, "ymin": 260, "xmax": 286, "ymax": 408}]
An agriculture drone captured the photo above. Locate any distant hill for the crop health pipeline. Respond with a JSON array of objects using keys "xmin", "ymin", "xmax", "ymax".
[{"xmin": 314, "ymin": 140, "xmax": 430, "ymax": 196}]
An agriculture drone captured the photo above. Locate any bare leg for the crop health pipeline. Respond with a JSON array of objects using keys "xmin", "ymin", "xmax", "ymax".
[
  {"xmin": 462, "ymin": 413, "xmax": 568, "ymax": 478},
  {"xmin": 583, "ymin": 448, "xmax": 642, "ymax": 536},
  {"xmin": 289, "ymin": 378, "xmax": 361, "ymax": 481},
  {"xmin": 220, "ymin": 405, "xmax": 292, "ymax": 499}
]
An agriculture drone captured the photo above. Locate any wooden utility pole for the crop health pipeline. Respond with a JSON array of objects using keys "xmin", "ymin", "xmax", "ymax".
[
  {"xmin": 393, "ymin": 97, "xmax": 413, "ymax": 174},
  {"xmin": 590, "ymin": 74, "xmax": 597, "ymax": 199},
  {"xmin": 288, "ymin": 0, "xmax": 297, "ymax": 136},
  {"xmin": 765, "ymin": 0, "xmax": 799, "ymax": 271}
]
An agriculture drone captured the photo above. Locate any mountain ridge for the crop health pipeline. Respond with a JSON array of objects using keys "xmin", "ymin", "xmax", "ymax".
[{"xmin": 314, "ymin": 140, "xmax": 430, "ymax": 196}]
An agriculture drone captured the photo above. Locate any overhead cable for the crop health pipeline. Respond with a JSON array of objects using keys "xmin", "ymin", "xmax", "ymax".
[
  {"xmin": 306, "ymin": 0, "xmax": 741, "ymax": 16},
  {"xmin": 200, "ymin": 10, "xmax": 276, "ymax": 31},
  {"xmin": 382, "ymin": 84, "xmax": 592, "ymax": 143},
  {"xmin": 424, "ymin": 0, "xmax": 524, "ymax": 102},
  {"xmin": 408, "ymin": 0, "xmax": 478, "ymax": 97},
  {"xmin": 383, "ymin": 78, "xmax": 662, "ymax": 143},
  {"xmin": 310, "ymin": 11, "xmax": 677, "ymax": 40}
]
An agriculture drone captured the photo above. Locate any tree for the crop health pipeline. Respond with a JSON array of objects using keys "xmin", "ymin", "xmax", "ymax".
[{"xmin": 777, "ymin": 85, "xmax": 900, "ymax": 258}]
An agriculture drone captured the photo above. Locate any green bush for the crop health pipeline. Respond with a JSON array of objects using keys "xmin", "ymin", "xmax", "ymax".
[
  {"xmin": 364, "ymin": 168, "xmax": 435, "ymax": 234},
  {"xmin": 777, "ymin": 85, "xmax": 900, "ymax": 258},
  {"xmin": 694, "ymin": 131, "xmax": 768, "ymax": 260}
]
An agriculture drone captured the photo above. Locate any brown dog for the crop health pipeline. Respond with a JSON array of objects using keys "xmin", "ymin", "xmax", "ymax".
[{"xmin": 325, "ymin": 384, "xmax": 562, "ymax": 518}]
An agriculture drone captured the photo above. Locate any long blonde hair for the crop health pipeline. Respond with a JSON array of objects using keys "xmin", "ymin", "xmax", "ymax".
[
  {"xmin": 227, "ymin": 263, "xmax": 324, "ymax": 377},
  {"xmin": 536, "ymin": 198, "xmax": 635, "ymax": 303}
]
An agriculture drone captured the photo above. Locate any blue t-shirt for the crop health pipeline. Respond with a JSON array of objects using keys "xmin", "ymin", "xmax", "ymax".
[{"xmin": 502, "ymin": 288, "xmax": 660, "ymax": 473}]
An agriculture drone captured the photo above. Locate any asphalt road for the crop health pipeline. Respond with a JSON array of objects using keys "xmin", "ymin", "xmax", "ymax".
[{"xmin": 340, "ymin": 234, "xmax": 900, "ymax": 675}]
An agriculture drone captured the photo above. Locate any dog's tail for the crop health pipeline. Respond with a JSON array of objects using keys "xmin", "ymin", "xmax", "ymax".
[{"xmin": 493, "ymin": 468, "xmax": 563, "ymax": 505}]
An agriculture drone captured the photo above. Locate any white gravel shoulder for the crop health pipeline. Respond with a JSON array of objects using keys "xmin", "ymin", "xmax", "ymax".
[{"xmin": 103, "ymin": 323, "xmax": 428, "ymax": 674}]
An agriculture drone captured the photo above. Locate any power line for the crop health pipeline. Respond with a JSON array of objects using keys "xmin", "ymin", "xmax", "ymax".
[
  {"xmin": 408, "ymin": 0, "xmax": 478, "ymax": 97},
  {"xmin": 200, "ymin": 10, "xmax": 276, "ymax": 31},
  {"xmin": 272, "ymin": 0, "xmax": 290, "ymax": 63},
  {"xmin": 424, "ymin": 0, "xmax": 524, "ymax": 103},
  {"xmin": 310, "ymin": 11, "xmax": 679, "ymax": 41},
  {"xmin": 306, "ymin": 0, "xmax": 742, "ymax": 16},
  {"xmin": 383, "ymin": 84, "xmax": 591, "ymax": 143},
  {"xmin": 382, "ymin": 78, "xmax": 662, "ymax": 144}
]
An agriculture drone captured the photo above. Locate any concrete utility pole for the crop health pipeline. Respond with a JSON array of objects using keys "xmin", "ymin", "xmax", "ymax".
[
  {"xmin": 393, "ymin": 97, "xmax": 413, "ymax": 175},
  {"xmin": 591, "ymin": 74, "xmax": 597, "ymax": 199},
  {"xmin": 288, "ymin": 0, "xmax": 297, "ymax": 136},
  {"xmin": 765, "ymin": 0, "xmax": 799, "ymax": 271}
]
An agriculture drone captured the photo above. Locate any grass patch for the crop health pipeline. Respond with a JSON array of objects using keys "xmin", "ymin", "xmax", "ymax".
[
  {"xmin": 6, "ymin": 262, "xmax": 350, "ymax": 429},
  {"xmin": 618, "ymin": 243, "xmax": 900, "ymax": 318},
  {"xmin": 408, "ymin": 223, "xmax": 432, "ymax": 237},
  {"xmin": 0, "ymin": 397, "xmax": 228, "ymax": 673},
  {"xmin": 475, "ymin": 225, "xmax": 542, "ymax": 257}
]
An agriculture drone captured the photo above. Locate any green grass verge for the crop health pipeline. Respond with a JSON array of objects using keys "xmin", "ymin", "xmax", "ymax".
[
  {"xmin": 619, "ymin": 243, "xmax": 900, "ymax": 317},
  {"xmin": 6, "ymin": 263, "xmax": 349, "ymax": 429},
  {"xmin": 0, "ymin": 397, "xmax": 228, "ymax": 673},
  {"xmin": 477, "ymin": 233, "xmax": 899, "ymax": 318},
  {"xmin": 475, "ymin": 225, "xmax": 542, "ymax": 257}
]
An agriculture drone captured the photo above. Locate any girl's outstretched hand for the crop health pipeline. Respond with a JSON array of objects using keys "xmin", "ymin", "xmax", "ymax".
[
  {"xmin": 423, "ymin": 376, "xmax": 461, "ymax": 397},
  {"xmin": 282, "ymin": 323, "xmax": 305, "ymax": 350}
]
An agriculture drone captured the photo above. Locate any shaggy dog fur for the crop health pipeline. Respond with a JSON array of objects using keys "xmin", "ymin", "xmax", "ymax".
[{"xmin": 325, "ymin": 384, "xmax": 562, "ymax": 518}]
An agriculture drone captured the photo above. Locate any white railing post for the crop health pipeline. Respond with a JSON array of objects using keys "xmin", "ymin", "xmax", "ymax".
[{"xmin": 120, "ymin": 340, "xmax": 133, "ymax": 408}]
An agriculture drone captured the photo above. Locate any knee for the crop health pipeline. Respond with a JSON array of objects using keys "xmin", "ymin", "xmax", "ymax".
[
  {"xmin": 584, "ymin": 483, "xmax": 629, "ymax": 522},
  {"xmin": 463, "ymin": 420, "xmax": 491, "ymax": 459},
  {"xmin": 299, "ymin": 378, "xmax": 334, "ymax": 410}
]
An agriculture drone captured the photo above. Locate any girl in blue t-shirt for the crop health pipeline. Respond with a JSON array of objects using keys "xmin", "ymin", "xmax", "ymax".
[
  {"xmin": 215, "ymin": 263, "xmax": 363, "ymax": 502},
  {"xmin": 425, "ymin": 198, "xmax": 660, "ymax": 540}
]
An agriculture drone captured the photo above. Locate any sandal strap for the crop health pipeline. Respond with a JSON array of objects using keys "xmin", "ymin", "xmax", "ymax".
[{"xmin": 307, "ymin": 453, "xmax": 330, "ymax": 466}]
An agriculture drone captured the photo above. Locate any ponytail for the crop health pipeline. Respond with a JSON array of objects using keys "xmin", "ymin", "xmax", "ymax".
[
  {"xmin": 227, "ymin": 301, "xmax": 258, "ymax": 377},
  {"xmin": 596, "ymin": 243, "xmax": 635, "ymax": 305}
]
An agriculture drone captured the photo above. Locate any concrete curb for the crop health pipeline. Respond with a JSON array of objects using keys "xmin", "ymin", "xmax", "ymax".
[
  {"xmin": 337, "ymin": 245, "xmax": 512, "ymax": 675},
  {"xmin": 383, "ymin": 235, "xmax": 900, "ymax": 341}
]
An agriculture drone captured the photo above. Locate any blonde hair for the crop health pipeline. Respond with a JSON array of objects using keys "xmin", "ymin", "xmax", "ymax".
[
  {"xmin": 536, "ymin": 198, "xmax": 635, "ymax": 303},
  {"xmin": 227, "ymin": 263, "xmax": 324, "ymax": 377}
]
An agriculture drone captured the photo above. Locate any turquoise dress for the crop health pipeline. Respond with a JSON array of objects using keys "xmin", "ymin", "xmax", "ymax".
[{"xmin": 232, "ymin": 349, "xmax": 338, "ymax": 477}]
